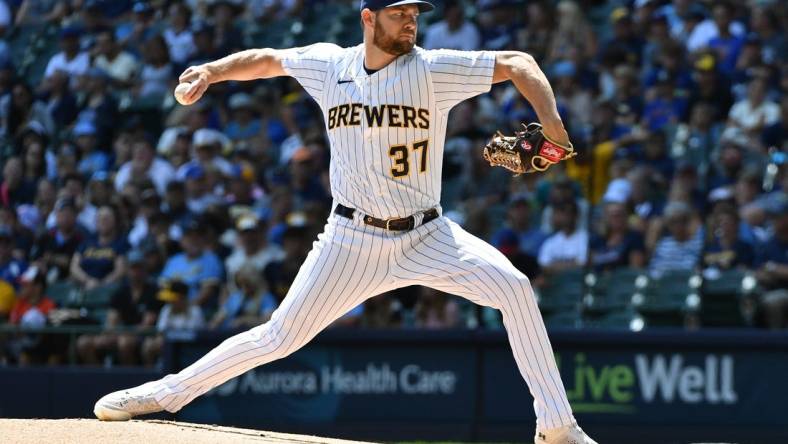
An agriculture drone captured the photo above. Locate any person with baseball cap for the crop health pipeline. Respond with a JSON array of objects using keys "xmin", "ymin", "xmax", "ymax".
[
  {"xmin": 96, "ymin": 2, "xmax": 593, "ymax": 443},
  {"xmin": 141, "ymin": 279, "xmax": 205, "ymax": 366}
]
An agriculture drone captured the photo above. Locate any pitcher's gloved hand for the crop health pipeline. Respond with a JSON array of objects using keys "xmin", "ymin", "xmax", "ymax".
[{"xmin": 483, "ymin": 123, "xmax": 576, "ymax": 175}]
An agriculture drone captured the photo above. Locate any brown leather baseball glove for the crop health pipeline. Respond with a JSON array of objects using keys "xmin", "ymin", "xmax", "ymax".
[{"xmin": 483, "ymin": 123, "xmax": 576, "ymax": 175}]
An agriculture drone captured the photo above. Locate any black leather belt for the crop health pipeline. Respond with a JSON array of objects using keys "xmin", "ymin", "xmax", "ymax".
[{"xmin": 334, "ymin": 204, "xmax": 439, "ymax": 231}]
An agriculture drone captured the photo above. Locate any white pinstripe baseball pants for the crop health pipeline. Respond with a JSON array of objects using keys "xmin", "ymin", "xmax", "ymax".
[{"xmin": 151, "ymin": 213, "xmax": 575, "ymax": 429}]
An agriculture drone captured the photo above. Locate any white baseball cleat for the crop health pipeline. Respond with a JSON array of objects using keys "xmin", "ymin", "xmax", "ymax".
[
  {"xmin": 535, "ymin": 422, "xmax": 599, "ymax": 444},
  {"xmin": 93, "ymin": 382, "xmax": 164, "ymax": 421}
]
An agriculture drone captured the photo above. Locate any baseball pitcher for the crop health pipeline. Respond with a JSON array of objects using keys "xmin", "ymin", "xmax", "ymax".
[{"xmin": 94, "ymin": 1, "xmax": 591, "ymax": 443}]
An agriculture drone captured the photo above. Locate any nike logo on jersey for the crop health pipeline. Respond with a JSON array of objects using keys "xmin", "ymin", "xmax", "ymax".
[
  {"xmin": 337, "ymin": 79, "xmax": 354, "ymax": 84},
  {"xmin": 327, "ymin": 103, "xmax": 430, "ymax": 130}
]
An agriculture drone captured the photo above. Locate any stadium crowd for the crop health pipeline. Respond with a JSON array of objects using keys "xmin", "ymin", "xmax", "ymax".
[{"xmin": 0, "ymin": 0, "xmax": 786, "ymax": 366}]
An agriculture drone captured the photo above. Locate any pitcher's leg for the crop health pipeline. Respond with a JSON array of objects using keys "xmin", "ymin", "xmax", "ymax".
[
  {"xmin": 394, "ymin": 218, "xmax": 574, "ymax": 430},
  {"xmin": 151, "ymin": 220, "xmax": 392, "ymax": 412}
]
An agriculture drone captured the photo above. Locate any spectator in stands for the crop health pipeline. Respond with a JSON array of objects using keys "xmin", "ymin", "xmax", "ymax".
[
  {"xmin": 492, "ymin": 196, "xmax": 548, "ymax": 260},
  {"xmin": 749, "ymin": 4, "xmax": 786, "ymax": 65},
  {"xmin": 540, "ymin": 177, "xmax": 589, "ymax": 233},
  {"xmin": 162, "ymin": 180, "xmax": 193, "ymax": 230},
  {"xmin": 281, "ymin": 147, "xmax": 330, "ymax": 210},
  {"xmin": 52, "ymin": 173, "xmax": 96, "ymax": 233},
  {"xmin": 70, "ymin": 205, "xmax": 129, "ymax": 291},
  {"xmin": 210, "ymin": 0, "xmax": 245, "ymax": 57},
  {"xmin": 9, "ymin": 266, "xmax": 54, "ymax": 325},
  {"xmin": 115, "ymin": 136, "xmax": 175, "ymax": 196},
  {"xmin": 225, "ymin": 213, "xmax": 283, "ymax": 282},
  {"xmin": 546, "ymin": 0, "xmax": 596, "ymax": 65},
  {"xmin": 0, "ymin": 206, "xmax": 34, "ymax": 261},
  {"xmin": 649, "ymin": 201, "xmax": 703, "ymax": 277},
  {"xmin": 77, "ymin": 67, "xmax": 119, "ymax": 146},
  {"xmin": 264, "ymin": 224, "xmax": 310, "ymax": 306},
  {"xmin": 553, "ymin": 61, "xmax": 593, "ymax": 133},
  {"xmin": 672, "ymin": 101, "xmax": 722, "ymax": 176},
  {"xmin": 589, "ymin": 202, "xmax": 646, "ymax": 272},
  {"xmin": 39, "ymin": 70, "xmax": 79, "ymax": 132},
  {"xmin": 706, "ymin": 3, "xmax": 745, "ymax": 76},
  {"xmin": 726, "ymin": 77, "xmax": 780, "ymax": 146},
  {"xmin": 128, "ymin": 188, "xmax": 162, "ymax": 247},
  {"xmin": 601, "ymin": 7, "xmax": 645, "ymax": 67},
  {"xmin": 142, "ymin": 279, "xmax": 204, "ymax": 366},
  {"xmin": 73, "ymin": 121, "xmax": 110, "ymax": 179},
  {"xmin": 761, "ymin": 95, "xmax": 787, "ymax": 151},
  {"xmin": 93, "ymin": 29, "xmax": 138, "ymax": 88},
  {"xmin": 423, "ymin": 2, "xmax": 480, "ymax": 51},
  {"xmin": 641, "ymin": 131, "xmax": 675, "ymax": 187},
  {"xmin": 414, "ymin": 287, "xmax": 461, "ymax": 329},
  {"xmin": 76, "ymin": 249, "xmax": 162, "ymax": 365},
  {"xmin": 0, "ymin": 82, "xmax": 54, "ymax": 140},
  {"xmin": 137, "ymin": 34, "xmax": 174, "ymax": 101},
  {"xmin": 642, "ymin": 74, "xmax": 686, "ymax": 133},
  {"xmin": 225, "ymin": 163, "xmax": 264, "ymax": 209},
  {"xmin": 6, "ymin": 266, "xmax": 57, "ymax": 365},
  {"xmin": 224, "ymin": 93, "xmax": 262, "ymax": 142},
  {"xmin": 701, "ymin": 203, "xmax": 754, "ymax": 272},
  {"xmin": 1, "ymin": 157, "xmax": 35, "ymax": 207},
  {"xmin": 160, "ymin": 219, "xmax": 223, "ymax": 308},
  {"xmin": 686, "ymin": 54, "xmax": 733, "ymax": 118},
  {"xmin": 44, "ymin": 27, "xmax": 90, "ymax": 83},
  {"xmin": 210, "ymin": 263, "xmax": 275, "ymax": 330},
  {"xmin": 186, "ymin": 21, "xmax": 223, "ymax": 67},
  {"xmin": 538, "ymin": 200, "xmax": 588, "ymax": 274},
  {"xmin": 686, "ymin": 1, "xmax": 745, "ymax": 53},
  {"xmin": 20, "ymin": 126, "xmax": 51, "ymax": 185},
  {"xmin": 181, "ymin": 164, "xmax": 221, "ymax": 215},
  {"xmin": 163, "ymin": 2, "xmax": 196, "ymax": 66},
  {"xmin": 0, "ymin": 224, "xmax": 27, "ymax": 286},
  {"xmin": 31, "ymin": 198, "xmax": 86, "ymax": 281},
  {"xmin": 515, "ymin": 1, "xmax": 553, "ymax": 62},
  {"xmin": 118, "ymin": 1, "xmax": 159, "ymax": 55},
  {"xmin": 756, "ymin": 201, "xmax": 788, "ymax": 329}
]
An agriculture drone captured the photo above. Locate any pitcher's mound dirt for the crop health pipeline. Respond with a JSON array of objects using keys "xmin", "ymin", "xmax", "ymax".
[{"xmin": 0, "ymin": 419, "xmax": 379, "ymax": 444}]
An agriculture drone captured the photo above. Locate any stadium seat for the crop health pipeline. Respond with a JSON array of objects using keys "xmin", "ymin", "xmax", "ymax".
[
  {"xmin": 634, "ymin": 271, "xmax": 701, "ymax": 327},
  {"xmin": 80, "ymin": 284, "xmax": 119, "ymax": 309},
  {"xmin": 545, "ymin": 309, "xmax": 582, "ymax": 329},
  {"xmin": 584, "ymin": 267, "xmax": 647, "ymax": 314},
  {"xmin": 583, "ymin": 309, "xmax": 643, "ymax": 331},
  {"xmin": 46, "ymin": 281, "xmax": 82, "ymax": 308},
  {"xmin": 537, "ymin": 268, "xmax": 585, "ymax": 315},
  {"xmin": 699, "ymin": 269, "xmax": 754, "ymax": 327}
]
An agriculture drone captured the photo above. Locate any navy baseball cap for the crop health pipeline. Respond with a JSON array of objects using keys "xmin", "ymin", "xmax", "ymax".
[{"xmin": 360, "ymin": 0, "xmax": 435, "ymax": 12}]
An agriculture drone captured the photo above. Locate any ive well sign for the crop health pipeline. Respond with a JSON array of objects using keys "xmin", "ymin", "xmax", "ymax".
[{"xmin": 557, "ymin": 353, "xmax": 737, "ymax": 413}]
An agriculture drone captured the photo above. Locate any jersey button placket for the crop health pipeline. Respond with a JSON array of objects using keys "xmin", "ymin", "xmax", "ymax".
[{"xmin": 366, "ymin": 77, "xmax": 373, "ymax": 142}]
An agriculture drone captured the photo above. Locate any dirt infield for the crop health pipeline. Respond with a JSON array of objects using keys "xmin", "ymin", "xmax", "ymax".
[{"xmin": 0, "ymin": 419, "xmax": 379, "ymax": 444}]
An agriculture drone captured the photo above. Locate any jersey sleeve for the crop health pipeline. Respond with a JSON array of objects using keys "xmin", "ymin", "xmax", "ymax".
[
  {"xmin": 279, "ymin": 43, "xmax": 344, "ymax": 106},
  {"xmin": 423, "ymin": 49, "xmax": 495, "ymax": 112}
]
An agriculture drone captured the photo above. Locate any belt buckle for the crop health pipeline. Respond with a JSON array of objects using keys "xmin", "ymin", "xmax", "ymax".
[{"xmin": 385, "ymin": 218, "xmax": 394, "ymax": 231}]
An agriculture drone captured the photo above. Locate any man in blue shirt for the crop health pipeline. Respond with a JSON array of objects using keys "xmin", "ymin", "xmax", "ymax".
[
  {"xmin": 160, "ymin": 219, "xmax": 223, "ymax": 309},
  {"xmin": 756, "ymin": 201, "xmax": 788, "ymax": 329},
  {"xmin": 491, "ymin": 196, "xmax": 548, "ymax": 259}
]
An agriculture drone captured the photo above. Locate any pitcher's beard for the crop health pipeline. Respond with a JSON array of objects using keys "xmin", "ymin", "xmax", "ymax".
[{"xmin": 373, "ymin": 18, "xmax": 414, "ymax": 56}]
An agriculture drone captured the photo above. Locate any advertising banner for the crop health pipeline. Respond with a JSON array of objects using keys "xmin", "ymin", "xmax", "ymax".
[
  {"xmin": 176, "ymin": 341, "xmax": 476, "ymax": 425},
  {"xmin": 170, "ymin": 330, "xmax": 788, "ymax": 434},
  {"xmin": 482, "ymin": 347, "xmax": 788, "ymax": 426}
]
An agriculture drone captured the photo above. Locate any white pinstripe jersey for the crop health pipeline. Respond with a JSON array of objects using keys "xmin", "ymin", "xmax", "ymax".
[{"xmin": 281, "ymin": 43, "xmax": 495, "ymax": 219}]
